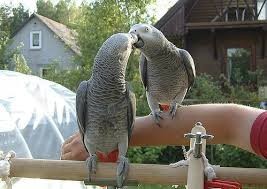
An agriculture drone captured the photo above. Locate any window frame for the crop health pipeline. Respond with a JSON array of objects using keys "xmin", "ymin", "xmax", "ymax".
[
  {"xmin": 40, "ymin": 67, "xmax": 51, "ymax": 78},
  {"xmin": 30, "ymin": 31, "xmax": 42, "ymax": 49}
]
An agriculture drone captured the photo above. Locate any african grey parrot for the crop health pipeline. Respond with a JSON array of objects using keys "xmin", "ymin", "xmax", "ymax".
[
  {"xmin": 76, "ymin": 33, "xmax": 137, "ymax": 188},
  {"xmin": 129, "ymin": 24, "xmax": 196, "ymax": 125}
]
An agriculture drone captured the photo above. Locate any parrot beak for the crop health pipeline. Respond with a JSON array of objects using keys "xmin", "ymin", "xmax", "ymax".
[
  {"xmin": 130, "ymin": 33, "xmax": 138, "ymax": 44},
  {"xmin": 134, "ymin": 36, "xmax": 144, "ymax": 48},
  {"xmin": 129, "ymin": 31, "xmax": 144, "ymax": 48}
]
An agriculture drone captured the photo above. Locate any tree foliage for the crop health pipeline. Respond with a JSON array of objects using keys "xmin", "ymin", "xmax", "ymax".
[
  {"xmin": 0, "ymin": 4, "xmax": 29, "ymax": 69},
  {"xmin": 0, "ymin": 5, "xmax": 11, "ymax": 69},
  {"xmin": 10, "ymin": 3, "xmax": 29, "ymax": 34},
  {"xmin": 36, "ymin": 0, "xmax": 56, "ymax": 20},
  {"xmin": 77, "ymin": 0, "xmax": 156, "ymax": 67},
  {"xmin": 11, "ymin": 53, "xmax": 31, "ymax": 74},
  {"xmin": 36, "ymin": 0, "xmax": 81, "ymax": 28}
]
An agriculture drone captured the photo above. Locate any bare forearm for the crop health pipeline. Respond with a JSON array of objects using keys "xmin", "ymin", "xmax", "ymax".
[
  {"xmin": 130, "ymin": 104, "xmax": 264, "ymax": 154},
  {"xmin": 61, "ymin": 103, "xmax": 264, "ymax": 160}
]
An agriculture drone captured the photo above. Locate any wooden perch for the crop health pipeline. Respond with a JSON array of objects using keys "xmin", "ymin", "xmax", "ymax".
[{"xmin": 9, "ymin": 158, "xmax": 267, "ymax": 185}]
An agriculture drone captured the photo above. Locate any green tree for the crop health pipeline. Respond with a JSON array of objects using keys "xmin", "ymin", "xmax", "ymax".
[
  {"xmin": 43, "ymin": 63, "xmax": 88, "ymax": 92},
  {"xmin": 10, "ymin": 3, "xmax": 29, "ymax": 35},
  {"xmin": 36, "ymin": 0, "xmax": 81, "ymax": 28},
  {"xmin": 36, "ymin": 0, "xmax": 56, "ymax": 20},
  {"xmin": 78, "ymin": 0, "xmax": 155, "ymax": 68},
  {"xmin": 11, "ymin": 53, "xmax": 31, "ymax": 74},
  {"xmin": 54, "ymin": 0, "xmax": 70, "ymax": 26},
  {"xmin": 0, "ymin": 3, "xmax": 29, "ymax": 69},
  {"xmin": 0, "ymin": 5, "xmax": 11, "ymax": 69}
]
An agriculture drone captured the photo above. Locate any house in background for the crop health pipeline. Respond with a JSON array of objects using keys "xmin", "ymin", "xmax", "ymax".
[
  {"xmin": 155, "ymin": 0, "xmax": 267, "ymax": 82},
  {"xmin": 9, "ymin": 13, "xmax": 80, "ymax": 77}
]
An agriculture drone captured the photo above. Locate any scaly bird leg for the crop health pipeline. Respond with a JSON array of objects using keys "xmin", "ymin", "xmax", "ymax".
[
  {"xmin": 117, "ymin": 156, "xmax": 129, "ymax": 188},
  {"xmin": 85, "ymin": 154, "xmax": 97, "ymax": 181},
  {"xmin": 116, "ymin": 138, "xmax": 129, "ymax": 188},
  {"xmin": 169, "ymin": 102, "xmax": 183, "ymax": 119},
  {"xmin": 147, "ymin": 92, "xmax": 163, "ymax": 127},
  {"xmin": 169, "ymin": 88, "xmax": 187, "ymax": 119},
  {"xmin": 150, "ymin": 110, "xmax": 163, "ymax": 126}
]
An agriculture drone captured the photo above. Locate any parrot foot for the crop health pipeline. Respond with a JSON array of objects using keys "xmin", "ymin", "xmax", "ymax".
[
  {"xmin": 169, "ymin": 103, "xmax": 182, "ymax": 119},
  {"xmin": 151, "ymin": 111, "xmax": 163, "ymax": 127},
  {"xmin": 85, "ymin": 154, "xmax": 97, "ymax": 181},
  {"xmin": 116, "ymin": 156, "xmax": 129, "ymax": 188}
]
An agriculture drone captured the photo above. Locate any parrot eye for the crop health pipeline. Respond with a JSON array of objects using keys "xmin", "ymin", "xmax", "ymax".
[{"xmin": 145, "ymin": 27, "xmax": 149, "ymax": 32}]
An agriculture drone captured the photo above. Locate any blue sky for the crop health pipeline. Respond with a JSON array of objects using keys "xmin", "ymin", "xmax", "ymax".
[{"xmin": 0, "ymin": 0, "xmax": 178, "ymax": 20}]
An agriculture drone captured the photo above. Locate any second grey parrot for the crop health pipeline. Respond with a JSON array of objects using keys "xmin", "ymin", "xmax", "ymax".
[
  {"xmin": 76, "ymin": 33, "xmax": 137, "ymax": 188},
  {"xmin": 129, "ymin": 24, "xmax": 196, "ymax": 125}
]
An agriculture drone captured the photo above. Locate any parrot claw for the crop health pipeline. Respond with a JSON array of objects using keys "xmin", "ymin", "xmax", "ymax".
[
  {"xmin": 170, "ymin": 103, "xmax": 182, "ymax": 119},
  {"xmin": 86, "ymin": 154, "xmax": 97, "ymax": 181},
  {"xmin": 151, "ymin": 111, "xmax": 163, "ymax": 127},
  {"xmin": 116, "ymin": 156, "xmax": 129, "ymax": 188}
]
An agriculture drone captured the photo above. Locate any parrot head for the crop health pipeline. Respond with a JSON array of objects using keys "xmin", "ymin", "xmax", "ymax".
[
  {"xmin": 129, "ymin": 23, "xmax": 166, "ymax": 58},
  {"xmin": 95, "ymin": 33, "xmax": 138, "ymax": 65}
]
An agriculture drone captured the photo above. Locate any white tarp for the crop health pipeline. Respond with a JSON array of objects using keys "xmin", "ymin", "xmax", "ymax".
[{"xmin": 0, "ymin": 70, "xmax": 95, "ymax": 189}]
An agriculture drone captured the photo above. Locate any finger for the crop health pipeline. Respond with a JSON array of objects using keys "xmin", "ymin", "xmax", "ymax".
[
  {"xmin": 61, "ymin": 142, "xmax": 73, "ymax": 155},
  {"xmin": 61, "ymin": 133, "xmax": 79, "ymax": 151},
  {"xmin": 64, "ymin": 133, "xmax": 78, "ymax": 145},
  {"xmin": 61, "ymin": 152, "xmax": 72, "ymax": 160}
]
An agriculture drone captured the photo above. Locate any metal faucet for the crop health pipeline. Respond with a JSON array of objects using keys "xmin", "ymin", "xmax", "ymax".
[{"xmin": 184, "ymin": 122, "xmax": 214, "ymax": 158}]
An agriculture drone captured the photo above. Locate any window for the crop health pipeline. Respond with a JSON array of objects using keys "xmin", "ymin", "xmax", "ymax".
[
  {"xmin": 226, "ymin": 48, "xmax": 251, "ymax": 85},
  {"xmin": 30, "ymin": 31, "xmax": 42, "ymax": 49},
  {"xmin": 225, "ymin": 7, "xmax": 254, "ymax": 21},
  {"xmin": 40, "ymin": 67, "xmax": 52, "ymax": 77}
]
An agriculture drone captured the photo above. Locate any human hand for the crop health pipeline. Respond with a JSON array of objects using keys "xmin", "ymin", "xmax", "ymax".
[{"xmin": 61, "ymin": 132, "xmax": 89, "ymax": 161}]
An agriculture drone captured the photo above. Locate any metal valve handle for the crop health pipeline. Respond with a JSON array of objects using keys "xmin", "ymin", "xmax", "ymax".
[
  {"xmin": 184, "ymin": 122, "xmax": 214, "ymax": 158},
  {"xmin": 184, "ymin": 132, "xmax": 214, "ymax": 141}
]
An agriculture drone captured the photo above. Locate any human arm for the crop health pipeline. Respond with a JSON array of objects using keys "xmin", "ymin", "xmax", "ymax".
[{"xmin": 61, "ymin": 103, "xmax": 265, "ymax": 160}]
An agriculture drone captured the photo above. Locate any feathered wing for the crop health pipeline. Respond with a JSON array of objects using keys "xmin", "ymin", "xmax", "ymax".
[
  {"xmin": 126, "ymin": 82, "xmax": 136, "ymax": 141},
  {"xmin": 76, "ymin": 80, "xmax": 89, "ymax": 145},
  {"xmin": 179, "ymin": 49, "xmax": 196, "ymax": 90},
  {"xmin": 139, "ymin": 54, "xmax": 148, "ymax": 90}
]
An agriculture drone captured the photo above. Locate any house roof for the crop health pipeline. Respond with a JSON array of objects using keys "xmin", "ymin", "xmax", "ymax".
[
  {"xmin": 12, "ymin": 13, "xmax": 81, "ymax": 56},
  {"xmin": 155, "ymin": 0, "xmax": 195, "ymax": 29},
  {"xmin": 154, "ymin": 0, "xmax": 196, "ymax": 37},
  {"xmin": 155, "ymin": 0, "xmax": 266, "ymax": 34},
  {"xmin": 154, "ymin": 0, "xmax": 186, "ymax": 29}
]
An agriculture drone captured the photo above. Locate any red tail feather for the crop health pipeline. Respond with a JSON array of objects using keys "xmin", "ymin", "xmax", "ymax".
[{"xmin": 96, "ymin": 149, "xmax": 119, "ymax": 162}]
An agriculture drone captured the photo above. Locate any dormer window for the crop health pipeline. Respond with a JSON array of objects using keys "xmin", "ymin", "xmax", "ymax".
[{"xmin": 30, "ymin": 31, "xmax": 42, "ymax": 49}]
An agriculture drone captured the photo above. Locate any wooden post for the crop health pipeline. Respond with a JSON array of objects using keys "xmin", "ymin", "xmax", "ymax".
[
  {"xmin": 8, "ymin": 158, "xmax": 267, "ymax": 185},
  {"xmin": 186, "ymin": 123, "xmax": 207, "ymax": 189}
]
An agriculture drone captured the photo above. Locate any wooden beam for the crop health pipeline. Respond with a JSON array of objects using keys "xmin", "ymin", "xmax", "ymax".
[
  {"xmin": 262, "ymin": 29, "xmax": 266, "ymax": 59},
  {"xmin": 243, "ymin": 0, "xmax": 256, "ymax": 19},
  {"xmin": 185, "ymin": 0, "xmax": 201, "ymax": 22},
  {"xmin": 9, "ymin": 158, "xmax": 267, "ymax": 185},
  {"xmin": 187, "ymin": 20, "xmax": 267, "ymax": 30},
  {"xmin": 211, "ymin": 0, "xmax": 233, "ymax": 22},
  {"xmin": 254, "ymin": 0, "xmax": 258, "ymax": 17},
  {"xmin": 211, "ymin": 29, "xmax": 218, "ymax": 59},
  {"xmin": 211, "ymin": 0, "xmax": 223, "ymax": 21},
  {"xmin": 239, "ymin": 0, "xmax": 241, "ymax": 20}
]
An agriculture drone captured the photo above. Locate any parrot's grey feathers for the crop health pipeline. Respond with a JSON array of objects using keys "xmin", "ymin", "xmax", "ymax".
[
  {"xmin": 179, "ymin": 49, "xmax": 196, "ymax": 90},
  {"xmin": 129, "ymin": 23, "xmax": 196, "ymax": 124},
  {"xmin": 76, "ymin": 33, "xmax": 138, "ymax": 187},
  {"xmin": 126, "ymin": 82, "xmax": 136, "ymax": 141},
  {"xmin": 76, "ymin": 80, "xmax": 89, "ymax": 143},
  {"xmin": 139, "ymin": 54, "xmax": 148, "ymax": 90}
]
